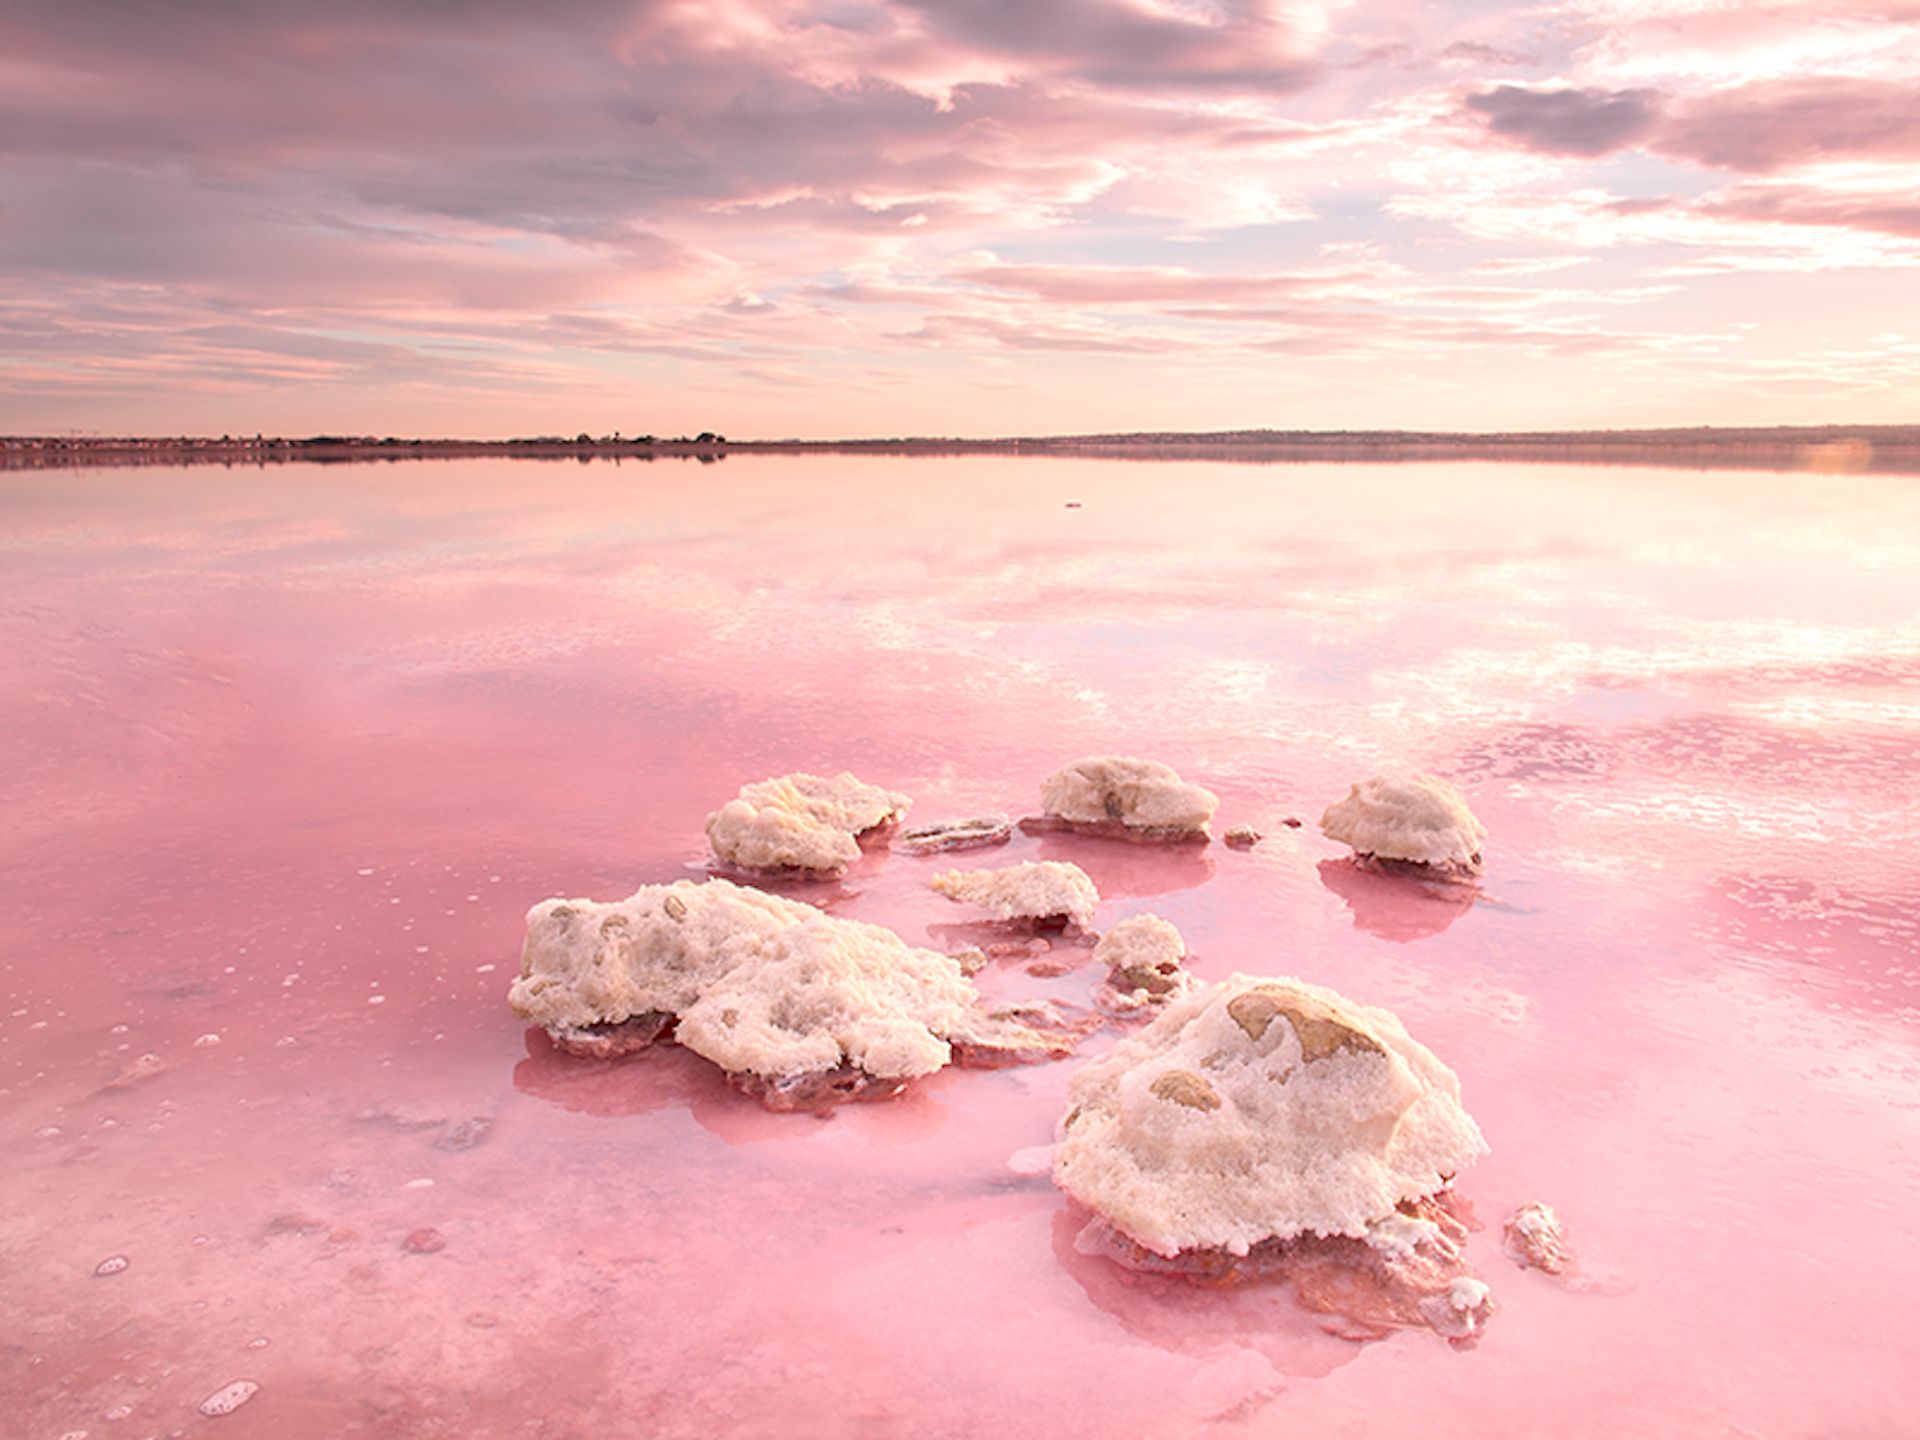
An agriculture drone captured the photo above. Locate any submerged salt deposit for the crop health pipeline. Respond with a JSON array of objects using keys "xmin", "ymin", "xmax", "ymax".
[
  {"xmin": 509, "ymin": 878, "xmax": 1072, "ymax": 1107},
  {"xmin": 1320, "ymin": 773, "xmax": 1486, "ymax": 878},
  {"xmin": 705, "ymin": 771, "xmax": 910, "ymax": 875},
  {"xmin": 1035, "ymin": 756, "xmax": 1218, "ymax": 840},
  {"xmin": 1091, "ymin": 915, "xmax": 1195, "ymax": 1012},
  {"xmin": 1054, "ymin": 974, "xmax": 1487, "ymax": 1258},
  {"xmin": 931, "ymin": 860, "xmax": 1099, "ymax": 928}
]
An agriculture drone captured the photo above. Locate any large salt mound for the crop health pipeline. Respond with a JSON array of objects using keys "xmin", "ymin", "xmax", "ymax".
[
  {"xmin": 509, "ymin": 879, "xmax": 1064, "ymax": 1100},
  {"xmin": 1320, "ymin": 773, "xmax": 1486, "ymax": 875},
  {"xmin": 1039, "ymin": 756, "xmax": 1219, "ymax": 837},
  {"xmin": 1053, "ymin": 974, "xmax": 1487, "ymax": 1258},
  {"xmin": 931, "ymin": 860, "xmax": 1099, "ymax": 927},
  {"xmin": 705, "ymin": 771, "xmax": 911, "ymax": 875}
]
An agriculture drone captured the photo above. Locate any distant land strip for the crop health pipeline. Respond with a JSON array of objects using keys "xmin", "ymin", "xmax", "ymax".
[{"xmin": 4, "ymin": 425, "xmax": 1917, "ymax": 474}]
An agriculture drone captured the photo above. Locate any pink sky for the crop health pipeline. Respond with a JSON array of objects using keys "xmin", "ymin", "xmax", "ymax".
[{"xmin": 3, "ymin": 0, "xmax": 1918, "ymax": 438}]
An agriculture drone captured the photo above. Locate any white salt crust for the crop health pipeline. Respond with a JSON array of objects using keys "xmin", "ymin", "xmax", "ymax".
[
  {"xmin": 1053, "ymin": 974, "xmax": 1488, "ymax": 1257},
  {"xmin": 1092, "ymin": 915, "xmax": 1196, "ymax": 1010},
  {"xmin": 1040, "ymin": 756, "xmax": 1219, "ymax": 833},
  {"xmin": 510, "ymin": 878, "xmax": 979, "ymax": 1080},
  {"xmin": 931, "ymin": 860, "xmax": 1099, "ymax": 927},
  {"xmin": 1319, "ymin": 773, "xmax": 1487, "ymax": 870},
  {"xmin": 705, "ymin": 771, "xmax": 911, "ymax": 875}
]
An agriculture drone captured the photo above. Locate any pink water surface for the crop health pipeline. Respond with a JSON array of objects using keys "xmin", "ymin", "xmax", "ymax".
[{"xmin": 4, "ymin": 454, "xmax": 1919, "ymax": 1439}]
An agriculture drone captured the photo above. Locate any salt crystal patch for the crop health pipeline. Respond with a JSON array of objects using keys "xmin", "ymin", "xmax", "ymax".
[
  {"xmin": 367, "ymin": 995, "xmax": 386, "ymax": 1005},
  {"xmin": 706, "ymin": 770, "xmax": 910, "ymax": 875},
  {"xmin": 193, "ymin": 1033, "xmax": 220, "ymax": 1048},
  {"xmin": 198, "ymin": 1380, "xmax": 259, "ymax": 1416},
  {"xmin": 1054, "ymin": 973, "xmax": 1487, "ymax": 1256},
  {"xmin": 1321, "ymin": 773, "xmax": 1486, "ymax": 872},
  {"xmin": 94, "ymin": 1255, "xmax": 129, "ymax": 1276},
  {"xmin": 403, "ymin": 1178, "xmax": 435, "ymax": 1189},
  {"xmin": 475, "ymin": 964, "xmax": 496, "ymax": 974},
  {"xmin": 1040, "ymin": 754, "xmax": 1219, "ymax": 834},
  {"xmin": 931, "ymin": 860, "xmax": 1098, "ymax": 926}
]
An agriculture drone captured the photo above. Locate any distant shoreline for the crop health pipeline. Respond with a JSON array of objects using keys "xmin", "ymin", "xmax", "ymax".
[{"xmin": 4, "ymin": 425, "xmax": 1917, "ymax": 473}]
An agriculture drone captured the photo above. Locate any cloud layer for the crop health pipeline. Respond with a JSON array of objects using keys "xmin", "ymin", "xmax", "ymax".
[{"xmin": 2, "ymin": 0, "xmax": 1917, "ymax": 435}]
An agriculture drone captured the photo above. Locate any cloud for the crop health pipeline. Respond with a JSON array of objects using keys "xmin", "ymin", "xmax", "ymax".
[
  {"xmin": 1657, "ymin": 77, "xmax": 1920, "ymax": 171},
  {"xmin": 1701, "ymin": 183, "xmax": 1920, "ymax": 239},
  {"xmin": 956, "ymin": 263, "xmax": 1344, "ymax": 305},
  {"xmin": 892, "ymin": 0, "xmax": 1320, "ymax": 93},
  {"xmin": 1463, "ymin": 84, "xmax": 1662, "ymax": 156}
]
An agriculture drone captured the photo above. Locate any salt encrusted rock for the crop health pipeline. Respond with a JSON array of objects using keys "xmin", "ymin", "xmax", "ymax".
[
  {"xmin": 509, "ymin": 878, "xmax": 1069, "ymax": 1108},
  {"xmin": 1320, "ymin": 773, "xmax": 1486, "ymax": 879},
  {"xmin": 1054, "ymin": 974, "xmax": 1487, "ymax": 1258},
  {"xmin": 1034, "ymin": 756, "xmax": 1219, "ymax": 841},
  {"xmin": 931, "ymin": 861, "xmax": 1099, "ymax": 929},
  {"xmin": 1503, "ymin": 1202, "xmax": 1574, "ymax": 1275},
  {"xmin": 1223, "ymin": 825, "xmax": 1261, "ymax": 849},
  {"xmin": 1092, "ymin": 915, "xmax": 1196, "ymax": 1012},
  {"xmin": 705, "ymin": 771, "xmax": 910, "ymax": 876},
  {"xmin": 898, "ymin": 813, "xmax": 1014, "ymax": 855}
]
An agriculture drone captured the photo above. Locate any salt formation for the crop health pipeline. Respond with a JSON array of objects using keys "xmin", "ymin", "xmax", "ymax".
[
  {"xmin": 705, "ymin": 771, "xmax": 910, "ymax": 876},
  {"xmin": 1054, "ymin": 974, "xmax": 1493, "ymax": 1342},
  {"xmin": 931, "ymin": 860, "xmax": 1099, "ymax": 929},
  {"xmin": 1092, "ymin": 915, "xmax": 1196, "ymax": 1012},
  {"xmin": 509, "ymin": 878, "xmax": 1074, "ymax": 1109},
  {"xmin": 1032, "ymin": 755, "xmax": 1219, "ymax": 841},
  {"xmin": 898, "ymin": 813, "xmax": 1014, "ymax": 855},
  {"xmin": 1503, "ymin": 1202, "xmax": 1576, "ymax": 1276},
  {"xmin": 1320, "ymin": 773, "xmax": 1486, "ymax": 879}
]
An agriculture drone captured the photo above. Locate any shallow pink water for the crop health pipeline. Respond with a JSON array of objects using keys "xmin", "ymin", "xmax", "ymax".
[{"xmin": 5, "ymin": 454, "xmax": 1919, "ymax": 1439}]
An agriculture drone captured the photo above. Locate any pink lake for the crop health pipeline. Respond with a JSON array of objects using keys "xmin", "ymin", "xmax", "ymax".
[{"xmin": 5, "ymin": 453, "xmax": 1919, "ymax": 1439}]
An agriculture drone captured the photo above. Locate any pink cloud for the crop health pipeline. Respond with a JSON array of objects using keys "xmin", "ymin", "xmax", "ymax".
[
  {"xmin": 1463, "ymin": 84, "xmax": 1661, "ymax": 156},
  {"xmin": 957, "ymin": 264, "xmax": 1347, "ymax": 305},
  {"xmin": 1701, "ymin": 184, "xmax": 1920, "ymax": 239},
  {"xmin": 1658, "ymin": 78, "xmax": 1920, "ymax": 171}
]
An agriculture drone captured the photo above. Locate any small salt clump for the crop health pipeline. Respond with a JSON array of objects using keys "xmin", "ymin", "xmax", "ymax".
[
  {"xmin": 1055, "ymin": 973, "xmax": 1486, "ymax": 1256},
  {"xmin": 1035, "ymin": 756, "xmax": 1218, "ymax": 841},
  {"xmin": 705, "ymin": 771, "xmax": 910, "ymax": 876},
  {"xmin": 198, "ymin": 1380, "xmax": 260, "ymax": 1416},
  {"xmin": 931, "ymin": 861, "xmax": 1099, "ymax": 929},
  {"xmin": 1320, "ymin": 773, "xmax": 1486, "ymax": 879},
  {"xmin": 1503, "ymin": 1202, "xmax": 1574, "ymax": 1275},
  {"xmin": 1092, "ymin": 915, "xmax": 1195, "ymax": 1012},
  {"xmin": 509, "ymin": 878, "xmax": 1073, "ymax": 1109}
]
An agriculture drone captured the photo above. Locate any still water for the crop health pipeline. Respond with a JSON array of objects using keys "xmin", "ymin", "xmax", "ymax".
[{"xmin": 4, "ymin": 454, "xmax": 1918, "ymax": 1438}]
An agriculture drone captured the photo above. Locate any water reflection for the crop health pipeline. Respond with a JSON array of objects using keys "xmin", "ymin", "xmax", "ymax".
[
  {"xmin": 1048, "ymin": 1205, "xmax": 1361, "ymax": 1383},
  {"xmin": 510, "ymin": 1027, "xmax": 958, "ymax": 1147},
  {"xmin": 1029, "ymin": 833, "xmax": 1217, "ymax": 898},
  {"xmin": 1316, "ymin": 858, "xmax": 1477, "ymax": 942}
]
